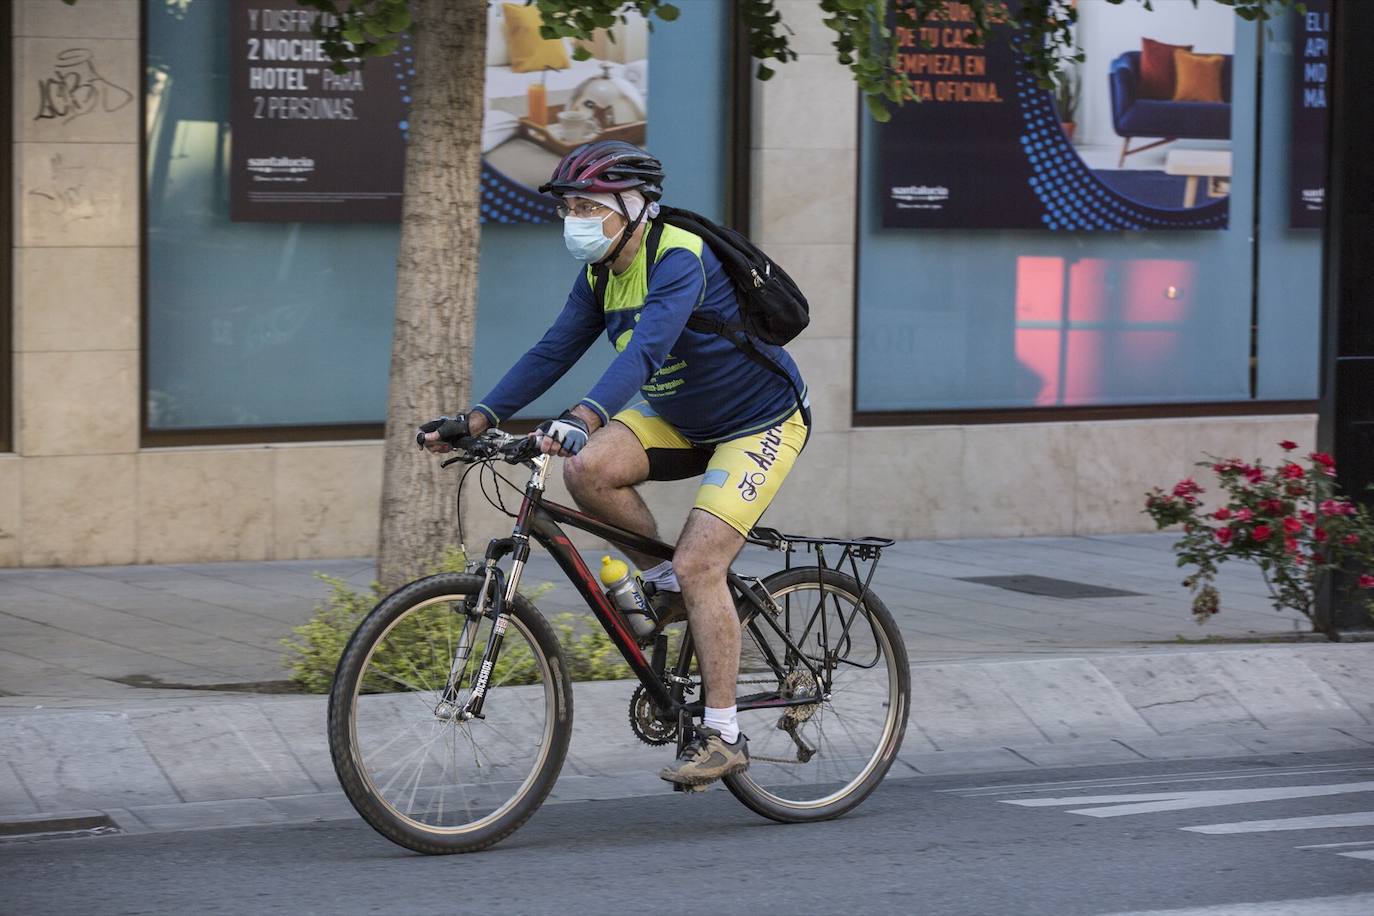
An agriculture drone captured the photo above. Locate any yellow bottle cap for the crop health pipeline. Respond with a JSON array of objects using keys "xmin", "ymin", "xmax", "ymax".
[{"xmin": 599, "ymin": 555, "xmax": 628, "ymax": 585}]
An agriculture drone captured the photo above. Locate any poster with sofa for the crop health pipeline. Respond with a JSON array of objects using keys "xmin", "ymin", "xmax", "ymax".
[
  {"xmin": 480, "ymin": 1, "xmax": 649, "ymax": 223},
  {"xmin": 878, "ymin": 0, "xmax": 1233, "ymax": 230}
]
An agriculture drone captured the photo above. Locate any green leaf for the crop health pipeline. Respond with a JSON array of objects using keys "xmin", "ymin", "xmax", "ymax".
[
  {"xmin": 385, "ymin": 7, "xmax": 412, "ymax": 32},
  {"xmin": 362, "ymin": 17, "xmax": 388, "ymax": 39},
  {"xmin": 865, "ymin": 93, "xmax": 891, "ymax": 122},
  {"xmin": 657, "ymin": 3, "xmax": 680, "ymax": 22},
  {"xmin": 757, "ymin": 63, "xmax": 775, "ymax": 80},
  {"xmin": 341, "ymin": 25, "xmax": 365, "ymax": 45}
]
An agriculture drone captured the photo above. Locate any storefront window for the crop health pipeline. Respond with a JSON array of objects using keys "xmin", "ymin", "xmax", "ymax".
[
  {"xmin": 144, "ymin": 0, "xmax": 730, "ymax": 436},
  {"xmin": 855, "ymin": 1, "xmax": 1322, "ymax": 416}
]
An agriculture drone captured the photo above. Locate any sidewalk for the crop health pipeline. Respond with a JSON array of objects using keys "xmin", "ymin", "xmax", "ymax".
[{"xmin": 2, "ymin": 534, "xmax": 1372, "ymax": 835}]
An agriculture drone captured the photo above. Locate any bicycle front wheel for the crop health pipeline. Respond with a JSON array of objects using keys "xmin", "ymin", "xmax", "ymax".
[
  {"xmin": 327, "ymin": 573, "xmax": 572, "ymax": 854},
  {"xmin": 711, "ymin": 567, "xmax": 909, "ymax": 822}
]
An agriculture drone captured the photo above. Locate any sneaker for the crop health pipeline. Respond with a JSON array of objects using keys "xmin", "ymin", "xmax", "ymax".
[
  {"xmin": 659, "ymin": 727, "xmax": 749, "ymax": 786},
  {"xmin": 645, "ymin": 583, "xmax": 689, "ymax": 629}
]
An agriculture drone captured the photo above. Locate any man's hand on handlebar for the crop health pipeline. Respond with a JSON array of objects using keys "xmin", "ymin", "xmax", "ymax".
[
  {"xmin": 417, "ymin": 411, "xmax": 490, "ymax": 453},
  {"xmin": 533, "ymin": 405, "xmax": 601, "ymax": 458}
]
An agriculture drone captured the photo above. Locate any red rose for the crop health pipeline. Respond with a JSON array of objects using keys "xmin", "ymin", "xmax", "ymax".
[
  {"xmin": 1315, "ymin": 527, "xmax": 1328, "ymax": 543},
  {"xmin": 1360, "ymin": 574, "xmax": 1374, "ymax": 590},
  {"xmin": 1320, "ymin": 499, "xmax": 1357, "ymax": 517},
  {"xmin": 1235, "ymin": 508, "xmax": 1254, "ymax": 522},
  {"xmin": 1343, "ymin": 533, "xmax": 1360, "ymax": 547},
  {"xmin": 1213, "ymin": 507, "xmax": 1232, "ymax": 521},
  {"xmin": 1281, "ymin": 463, "xmax": 1305, "ymax": 480},
  {"xmin": 1283, "ymin": 516, "xmax": 1303, "ymax": 534},
  {"xmin": 1301, "ymin": 510, "xmax": 1317, "ymax": 525},
  {"xmin": 1243, "ymin": 466, "xmax": 1265, "ymax": 485},
  {"xmin": 1310, "ymin": 451, "xmax": 1336, "ymax": 468},
  {"xmin": 1173, "ymin": 478, "xmax": 1203, "ymax": 499},
  {"xmin": 1286, "ymin": 482, "xmax": 1308, "ymax": 498},
  {"xmin": 1252, "ymin": 524, "xmax": 1274, "ymax": 542},
  {"xmin": 1215, "ymin": 527, "xmax": 1234, "ymax": 546},
  {"xmin": 1285, "ymin": 536, "xmax": 1300, "ymax": 554},
  {"xmin": 1279, "ymin": 440, "xmax": 1298, "ymax": 451},
  {"xmin": 1311, "ymin": 551, "xmax": 1325, "ymax": 564},
  {"xmin": 1258, "ymin": 498, "xmax": 1285, "ymax": 515}
]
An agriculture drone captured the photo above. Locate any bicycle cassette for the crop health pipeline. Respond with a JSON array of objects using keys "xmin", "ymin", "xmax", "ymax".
[{"xmin": 628, "ymin": 685, "xmax": 677, "ymax": 746}]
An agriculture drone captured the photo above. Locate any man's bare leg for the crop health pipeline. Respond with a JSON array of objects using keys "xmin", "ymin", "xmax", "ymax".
[
  {"xmin": 562, "ymin": 422, "xmax": 662, "ymax": 571},
  {"xmin": 672, "ymin": 509, "xmax": 745, "ymax": 709}
]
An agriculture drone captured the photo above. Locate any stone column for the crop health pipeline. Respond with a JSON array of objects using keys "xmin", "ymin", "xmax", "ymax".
[{"xmin": 12, "ymin": 1, "xmax": 141, "ymax": 565}]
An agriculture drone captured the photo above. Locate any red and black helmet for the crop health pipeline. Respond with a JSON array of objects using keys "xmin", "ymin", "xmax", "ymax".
[{"xmin": 539, "ymin": 140, "xmax": 664, "ymax": 201}]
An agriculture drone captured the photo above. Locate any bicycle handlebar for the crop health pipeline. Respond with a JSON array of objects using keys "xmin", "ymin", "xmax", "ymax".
[{"xmin": 439, "ymin": 429, "xmax": 542, "ymax": 468}]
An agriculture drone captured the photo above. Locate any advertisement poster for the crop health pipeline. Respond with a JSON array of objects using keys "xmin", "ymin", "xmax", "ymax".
[
  {"xmin": 228, "ymin": 2, "xmax": 408, "ymax": 221},
  {"xmin": 229, "ymin": 1, "xmax": 648, "ymax": 224},
  {"xmin": 878, "ymin": 0, "xmax": 1233, "ymax": 230},
  {"xmin": 1289, "ymin": 0, "xmax": 1329, "ymax": 229}
]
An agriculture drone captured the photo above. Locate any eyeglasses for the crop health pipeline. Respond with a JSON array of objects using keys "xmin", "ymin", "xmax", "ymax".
[{"xmin": 556, "ymin": 201, "xmax": 613, "ymax": 220}]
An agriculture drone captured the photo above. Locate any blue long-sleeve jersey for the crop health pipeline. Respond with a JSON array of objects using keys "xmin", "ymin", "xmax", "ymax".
[{"xmin": 473, "ymin": 223, "xmax": 807, "ymax": 446}]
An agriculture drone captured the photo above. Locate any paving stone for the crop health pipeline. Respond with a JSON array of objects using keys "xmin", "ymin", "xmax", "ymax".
[
  {"xmin": 266, "ymin": 792, "xmax": 356, "ymax": 822},
  {"xmin": 127, "ymin": 703, "xmax": 316, "ymax": 802},
  {"xmin": 901, "ymin": 747, "xmax": 1037, "ymax": 775},
  {"xmin": 907, "ymin": 664, "xmax": 1045, "ymax": 750},
  {"xmin": 1097, "ymin": 654, "xmax": 1260, "ymax": 734},
  {"xmin": 1116, "ymin": 733, "xmax": 1254, "ymax": 760},
  {"xmin": 0, "ymin": 712, "xmax": 181, "ymax": 811},
  {"xmin": 1300, "ymin": 647, "xmax": 1374, "ymax": 723},
  {"xmin": 1007, "ymin": 741, "xmax": 1145, "ymax": 768},
  {"xmin": 1207, "ymin": 651, "xmax": 1366, "ymax": 729},
  {"xmin": 983, "ymin": 658, "xmax": 1155, "ymax": 742},
  {"xmin": 1226, "ymin": 728, "xmax": 1371, "ymax": 755}
]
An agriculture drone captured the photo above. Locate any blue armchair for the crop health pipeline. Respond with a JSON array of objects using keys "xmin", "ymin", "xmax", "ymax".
[{"xmin": 1110, "ymin": 51, "xmax": 1232, "ymax": 167}]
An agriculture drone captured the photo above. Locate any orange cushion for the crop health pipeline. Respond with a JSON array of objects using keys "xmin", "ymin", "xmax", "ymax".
[
  {"xmin": 1139, "ymin": 38, "xmax": 1191, "ymax": 100},
  {"xmin": 1172, "ymin": 50, "xmax": 1225, "ymax": 102}
]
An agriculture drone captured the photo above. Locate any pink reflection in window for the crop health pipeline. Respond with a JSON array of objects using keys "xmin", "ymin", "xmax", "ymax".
[
  {"xmin": 1014, "ymin": 328, "xmax": 1060, "ymax": 405},
  {"xmin": 1068, "ymin": 259, "xmax": 1109, "ymax": 323},
  {"xmin": 1015, "ymin": 256, "xmax": 1064, "ymax": 323}
]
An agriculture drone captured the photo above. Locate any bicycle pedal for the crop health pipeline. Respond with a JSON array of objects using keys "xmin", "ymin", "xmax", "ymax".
[{"xmin": 672, "ymin": 782, "xmax": 709, "ymax": 794}]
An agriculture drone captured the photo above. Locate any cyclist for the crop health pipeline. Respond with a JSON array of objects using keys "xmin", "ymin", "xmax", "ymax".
[{"xmin": 419, "ymin": 140, "xmax": 808, "ymax": 788}]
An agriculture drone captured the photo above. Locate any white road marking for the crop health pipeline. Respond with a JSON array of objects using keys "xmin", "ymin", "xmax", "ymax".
[
  {"xmin": 1095, "ymin": 891, "xmax": 1374, "ymax": 916},
  {"xmin": 1000, "ymin": 781, "xmax": 1374, "ymax": 817},
  {"xmin": 1295, "ymin": 839, "xmax": 1374, "ymax": 850},
  {"xmin": 1338, "ymin": 850, "xmax": 1374, "ymax": 862},
  {"xmin": 949, "ymin": 764, "xmax": 1374, "ymax": 798},
  {"xmin": 1183, "ymin": 811, "xmax": 1374, "ymax": 834}
]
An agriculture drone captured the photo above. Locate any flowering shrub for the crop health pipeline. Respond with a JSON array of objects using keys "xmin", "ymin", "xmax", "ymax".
[{"xmin": 1144, "ymin": 441, "xmax": 1374, "ymax": 630}]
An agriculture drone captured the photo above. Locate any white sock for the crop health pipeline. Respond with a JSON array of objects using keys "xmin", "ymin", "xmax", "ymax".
[
  {"xmin": 703, "ymin": 705, "xmax": 739, "ymax": 743},
  {"xmin": 642, "ymin": 560, "xmax": 680, "ymax": 593}
]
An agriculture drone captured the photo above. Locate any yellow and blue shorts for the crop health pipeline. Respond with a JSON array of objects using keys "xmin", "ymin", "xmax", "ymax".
[{"xmin": 613, "ymin": 401, "xmax": 809, "ymax": 537}]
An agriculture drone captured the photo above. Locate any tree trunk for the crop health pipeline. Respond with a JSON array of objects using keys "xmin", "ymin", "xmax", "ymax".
[{"xmin": 377, "ymin": 0, "xmax": 486, "ymax": 588}]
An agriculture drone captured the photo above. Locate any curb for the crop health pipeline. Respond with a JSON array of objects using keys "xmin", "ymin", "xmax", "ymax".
[{"xmin": 2, "ymin": 644, "xmax": 1371, "ymax": 834}]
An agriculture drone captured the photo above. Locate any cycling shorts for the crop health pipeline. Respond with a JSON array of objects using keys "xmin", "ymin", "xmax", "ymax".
[{"xmin": 612, "ymin": 401, "xmax": 808, "ymax": 537}]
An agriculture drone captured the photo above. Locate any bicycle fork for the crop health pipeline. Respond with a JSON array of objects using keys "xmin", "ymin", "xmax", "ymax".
[{"xmin": 436, "ymin": 456, "xmax": 550, "ymax": 723}]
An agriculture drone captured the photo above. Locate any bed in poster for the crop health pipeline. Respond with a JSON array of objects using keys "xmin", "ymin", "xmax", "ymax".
[
  {"xmin": 228, "ymin": 1, "xmax": 648, "ymax": 224},
  {"xmin": 878, "ymin": 0, "xmax": 1235, "ymax": 231}
]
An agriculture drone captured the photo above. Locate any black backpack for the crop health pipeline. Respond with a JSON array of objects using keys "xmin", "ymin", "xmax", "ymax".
[{"xmin": 591, "ymin": 206, "xmax": 811, "ymax": 422}]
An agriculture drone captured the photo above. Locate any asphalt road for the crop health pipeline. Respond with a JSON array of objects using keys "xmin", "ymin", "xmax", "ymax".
[{"xmin": 5, "ymin": 751, "xmax": 1374, "ymax": 916}]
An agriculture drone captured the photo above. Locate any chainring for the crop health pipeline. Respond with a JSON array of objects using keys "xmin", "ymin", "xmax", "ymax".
[{"xmin": 629, "ymin": 684, "xmax": 677, "ymax": 746}]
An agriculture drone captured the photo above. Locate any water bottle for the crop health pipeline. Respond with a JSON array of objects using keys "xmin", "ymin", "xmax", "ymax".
[{"xmin": 599, "ymin": 556, "xmax": 655, "ymax": 638}]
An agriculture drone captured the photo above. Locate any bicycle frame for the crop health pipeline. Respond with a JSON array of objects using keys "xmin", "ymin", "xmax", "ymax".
[{"xmin": 461, "ymin": 454, "xmax": 826, "ymax": 721}]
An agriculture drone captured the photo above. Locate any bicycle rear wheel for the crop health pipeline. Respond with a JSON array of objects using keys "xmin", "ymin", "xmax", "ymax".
[
  {"xmin": 689, "ymin": 567, "xmax": 909, "ymax": 822},
  {"xmin": 327, "ymin": 573, "xmax": 572, "ymax": 854}
]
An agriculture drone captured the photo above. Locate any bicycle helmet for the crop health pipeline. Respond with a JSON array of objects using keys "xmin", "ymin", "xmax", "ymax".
[{"xmin": 539, "ymin": 140, "xmax": 664, "ymax": 201}]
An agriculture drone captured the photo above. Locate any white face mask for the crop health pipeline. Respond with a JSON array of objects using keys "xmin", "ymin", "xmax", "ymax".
[{"xmin": 563, "ymin": 214, "xmax": 615, "ymax": 263}]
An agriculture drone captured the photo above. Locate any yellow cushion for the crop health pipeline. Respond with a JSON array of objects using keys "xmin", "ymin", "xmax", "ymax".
[
  {"xmin": 502, "ymin": 3, "xmax": 570, "ymax": 74},
  {"xmin": 1172, "ymin": 50, "xmax": 1225, "ymax": 103}
]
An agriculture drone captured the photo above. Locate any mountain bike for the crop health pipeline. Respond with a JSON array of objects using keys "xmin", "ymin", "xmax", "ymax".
[{"xmin": 327, "ymin": 429, "xmax": 910, "ymax": 854}]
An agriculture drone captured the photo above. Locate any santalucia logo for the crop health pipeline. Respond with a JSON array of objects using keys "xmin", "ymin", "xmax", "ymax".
[
  {"xmin": 890, "ymin": 184, "xmax": 949, "ymax": 202},
  {"xmin": 246, "ymin": 156, "xmax": 316, "ymax": 174}
]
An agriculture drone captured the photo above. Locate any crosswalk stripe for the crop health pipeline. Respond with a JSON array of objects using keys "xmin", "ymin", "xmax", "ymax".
[
  {"xmin": 1000, "ymin": 781, "xmax": 1374, "ymax": 817},
  {"xmin": 1338, "ymin": 850, "xmax": 1374, "ymax": 861},
  {"xmin": 1183, "ymin": 811, "xmax": 1374, "ymax": 834},
  {"xmin": 1096, "ymin": 892, "xmax": 1374, "ymax": 915},
  {"xmin": 949, "ymin": 764, "xmax": 1374, "ymax": 798}
]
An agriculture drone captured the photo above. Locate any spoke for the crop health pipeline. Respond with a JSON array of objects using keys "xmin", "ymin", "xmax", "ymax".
[
  {"xmin": 362, "ymin": 718, "xmax": 428, "ymax": 771},
  {"xmin": 363, "ymin": 668, "xmax": 442, "ymax": 715}
]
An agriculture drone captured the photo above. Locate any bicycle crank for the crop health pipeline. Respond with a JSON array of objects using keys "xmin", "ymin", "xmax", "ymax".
[{"xmin": 629, "ymin": 684, "xmax": 677, "ymax": 746}]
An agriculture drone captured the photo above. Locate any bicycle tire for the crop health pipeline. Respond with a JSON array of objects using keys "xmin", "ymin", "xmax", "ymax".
[
  {"xmin": 682, "ymin": 566, "xmax": 909, "ymax": 823},
  {"xmin": 327, "ymin": 572, "xmax": 573, "ymax": 854}
]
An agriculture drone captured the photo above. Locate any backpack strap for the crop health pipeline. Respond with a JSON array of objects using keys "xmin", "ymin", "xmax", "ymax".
[{"xmin": 591, "ymin": 219, "xmax": 666, "ymax": 313}]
